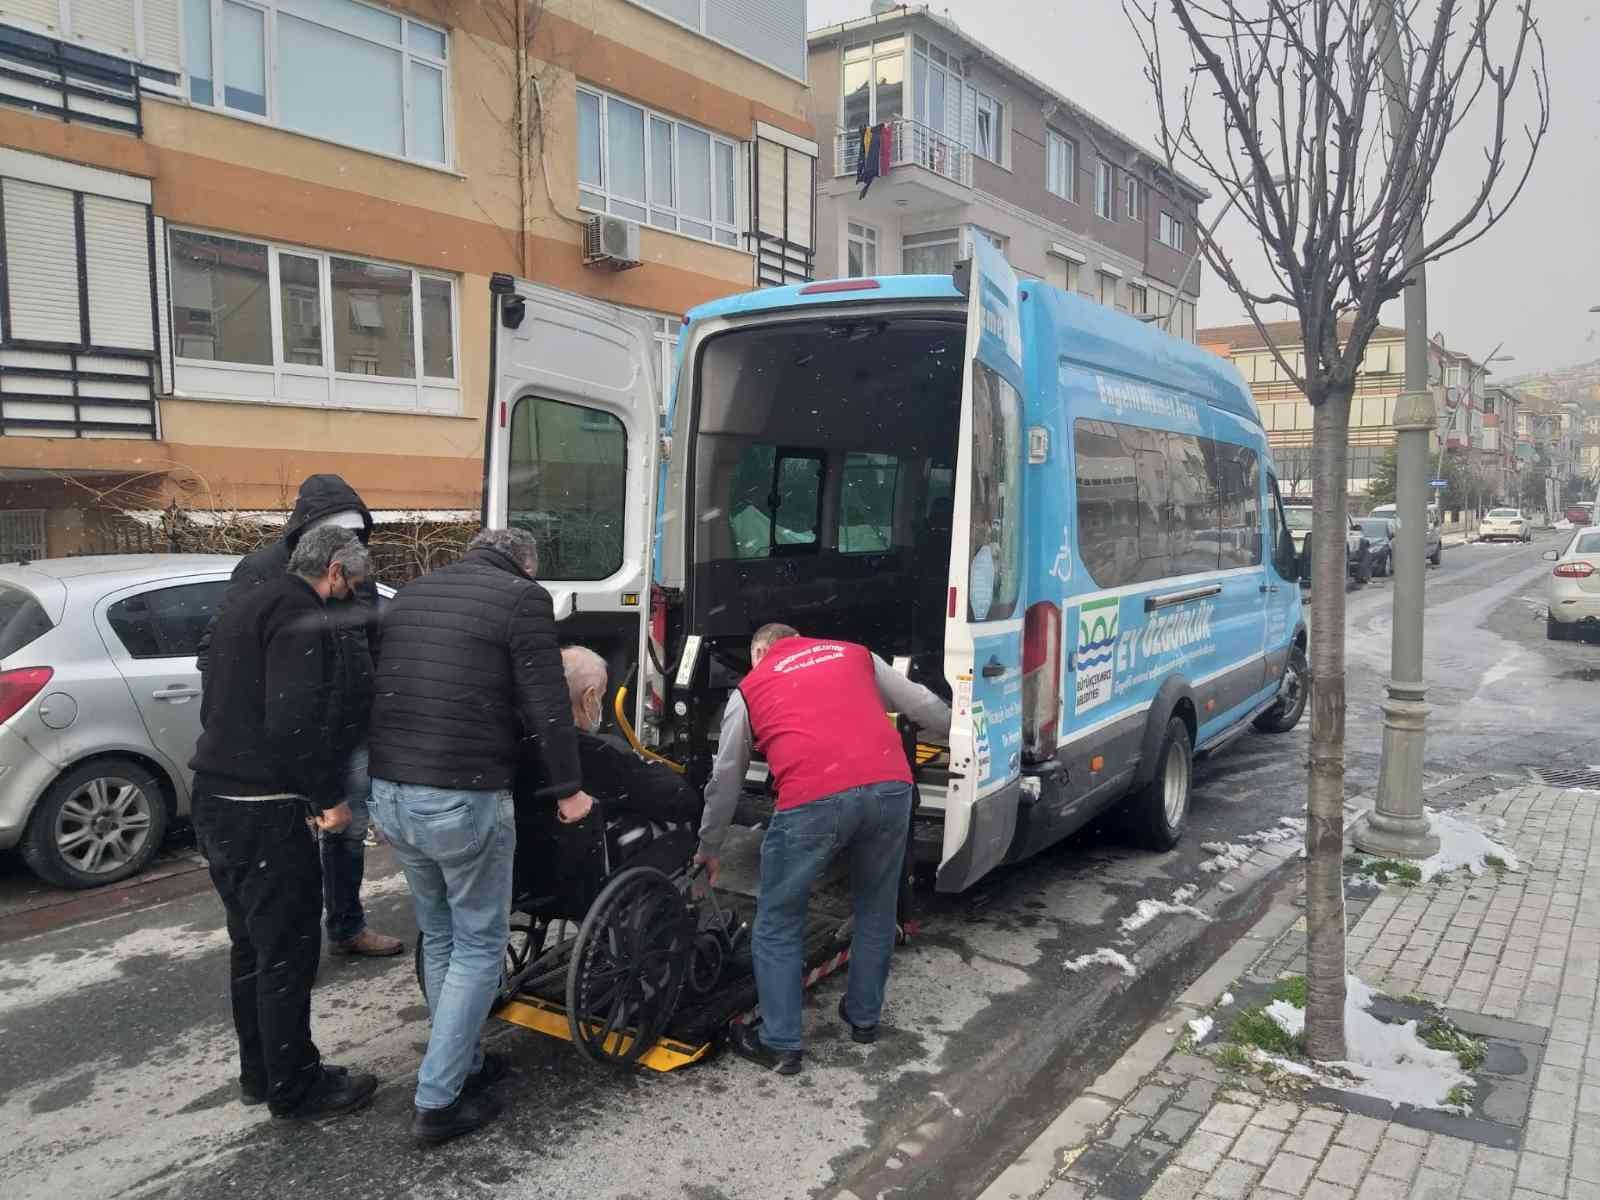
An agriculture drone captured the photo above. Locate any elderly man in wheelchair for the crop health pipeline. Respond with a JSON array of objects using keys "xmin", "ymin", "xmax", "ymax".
[{"xmin": 422, "ymin": 646, "xmax": 742, "ymax": 1069}]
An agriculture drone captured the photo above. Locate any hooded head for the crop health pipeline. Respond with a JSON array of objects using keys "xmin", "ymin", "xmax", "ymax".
[{"xmin": 283, "ymin": 475, "xmax": 374, "ymax": 550}]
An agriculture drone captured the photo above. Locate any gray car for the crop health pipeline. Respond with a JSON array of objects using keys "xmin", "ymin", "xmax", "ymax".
[{"xmin": 0, "ymin": 555, "xmax": 392, "ymax": 889}]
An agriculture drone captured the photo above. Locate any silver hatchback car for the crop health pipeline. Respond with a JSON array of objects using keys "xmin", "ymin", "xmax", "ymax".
[{"xmin": 0, "ymin": 555, "xmax": 240, "ymax": 888}]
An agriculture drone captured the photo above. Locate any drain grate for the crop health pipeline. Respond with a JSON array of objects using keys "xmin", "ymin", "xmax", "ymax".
[{"xmin": 1533, "ymin": 767, "xmax": 1600, "ymax": 790}]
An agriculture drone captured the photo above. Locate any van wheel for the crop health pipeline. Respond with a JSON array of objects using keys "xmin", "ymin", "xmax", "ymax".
[
  {"xmin": 20, "ymin": 758, "xmax": 169, "ymax": 889},
  {"xmin": 1124, "ymin": 717, "xmax": 1191, "ymax": 851},
  {"xmin": 1254, "ymin": 646, "xmax": 1309, "ymax": 734}
]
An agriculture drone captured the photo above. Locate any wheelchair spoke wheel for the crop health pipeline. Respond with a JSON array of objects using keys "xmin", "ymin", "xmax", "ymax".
[{"xmin": 566, "ymin": 867, "xmax": 692, "ymax": 1067}]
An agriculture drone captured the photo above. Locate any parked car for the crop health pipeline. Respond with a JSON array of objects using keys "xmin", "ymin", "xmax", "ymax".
[
  {"xmin": 1284, "ymin": 504, "xmax": 1372, "ymax": 584},
  {"xmin": 1564, "ymin": 502, "xmax": 1593, "ymax": 526},
  {"xmin": 1357, "ymin": 518, "xmax": 1396, "ymax": 576},
  {"xmin": 1479, "ymin": 508, "xmax": 1532, "ymax": 543},
  {"xmin": 0, "ymin": 555, "xmax": 392, "ymax": 889},
  {"xmin": 1545, "ymin": 531, "xmax": 1600, "ymax": 641},
  {"xmin": 1369, "ymin": 502, "xmax": 1444, "ymax": 564}
]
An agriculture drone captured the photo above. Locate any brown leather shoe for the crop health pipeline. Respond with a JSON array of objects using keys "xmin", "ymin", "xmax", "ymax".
[{"xmin": 332, "ymin": 929, "xmax": 405, "ymax": 957}]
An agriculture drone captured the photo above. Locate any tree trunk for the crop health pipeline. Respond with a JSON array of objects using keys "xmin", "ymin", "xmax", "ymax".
[{"xmin": 1305, "ymin": 382, "xmax": 1351, "ymax": 1063}]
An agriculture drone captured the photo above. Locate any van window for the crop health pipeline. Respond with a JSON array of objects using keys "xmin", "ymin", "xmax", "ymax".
[
  {"xmin": 1074, "ymin": 419, "xmax": 1140, "ymax": 587},
  {"xmin": 1168, "ymin": 434, "xmax": 1219, "ymax": 574},
  {"xmin": 840, "ymin": 452, "xmax": 898, "ymax": 553},
  {"xmin": 509, "ymin": 396, "xmax": 627, "ymax": 580},
  {"xmin": 1216, "ymin": 443, "xmax": 1262, "ymax": 568},
  {"xmin": 729, "ymin": 444, "xmax": 823, "ymax": 558},
  {"xmin": 968, "ymin": 364, "xmax": 1021, "ymax": 621}
]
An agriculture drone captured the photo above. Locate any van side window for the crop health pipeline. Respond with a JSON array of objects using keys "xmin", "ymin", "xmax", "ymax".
[
  {"xmin": 840, "ymin": 452, "xmax": 898, "ymax": 553},
  {"xmin": 1217, "ymin": 443, "xmax": 1263, "ymax": 568},
  {"xmin": 729, "ymin": 444, "xmax": 823, "ymax": 559},
  {"xmin": 508, "ymin": 396, "xmax": 627, "ymax": 580},
  {"xmin": 1074, "ymin": 418, "xmax": 1140, "ymax": 588},
  {"xmin": 1168, "ymin": 434, "xmax": 1220, "ymax": 574},
  {"xmin": 968, "ymin": 365, "xmax": 1022, "ymax": 621}
]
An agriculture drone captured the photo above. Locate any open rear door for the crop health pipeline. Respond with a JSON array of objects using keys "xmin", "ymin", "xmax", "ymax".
[
  {"xmin": 938, "ymin": 239, "xmax": 1027, "ymax": 892},
  {"xmin": 482, "ymin": 276, "xmax": 660, "ymax": 624}
]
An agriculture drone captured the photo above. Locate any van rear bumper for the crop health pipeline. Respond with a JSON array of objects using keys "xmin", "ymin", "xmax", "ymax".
[{"xmin": 935, "ymin": 778, "xmax": 1020, "ymax": 893}]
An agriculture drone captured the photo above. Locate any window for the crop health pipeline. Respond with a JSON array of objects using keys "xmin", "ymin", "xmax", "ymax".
[
  {"xmin": 631, "ymin": 0, "xmax": 806, "ymax": 80},
  {"xmin": 840, "ymin": 453, "xmax": 899, "ymax": 553},
  {"xmin": 842, "ymin": 36, "xmax": 904, "ymax": 130},
  {"xmin": 1046, "ymin": 130, "xmax": 1076, "ymax": 201},
  {"xmin": 968, "ymin": 226, "xmax": 1007, "ymax": 257},
  {"xmin": 1047, "ymin": 253, "xmax": 1081, "ymax": 294},
  {"xmin": 1095, "ymin": 159, "xmax": 1115, "ymax": 220},
  {"xmin": 902, "ymin": 228, "xmax": 959, "ymax": 275},
  {"xmin": 1126, "ymin": 177, "xmax": 1144, "ymax": 221},
  {"xmin": 1215, "ymin": 443, "xmax": 1262, "ymax": 568},
  {"xmin": 972, "ymin": 87, "xmax": 1005, "ymax": 164},
  {"xmin": 169, "ymin": 227, "xmax": 458, "ymax": 412},
  {"xmin": 1098, "ymin": 271, "xmax": 1118, "ymax": 308},
  {"xmin": 508, "ymin": 397, "xmax": 627, "ymax": 580},
  {"xmin": 577, "ymin": 85, "xmax": 739, "ymax": 248},
  {"xmin": 967, "ymin": 364, "xmax": 1021, "ymax": 621},
  {"xmin": 184, "ymin": 0, "xmax": 450, "ymax": 166},
  {"xmin": 1128, "ymin": 283, "xmax": 1148, "ymax": 316},
  {"xmin": 1158, "ymin": 211, "xmax": 1186, "ymax": 251},
  {"xmin": 728, "ymin": 445, "xmax": 823, "ymax": 559},
  {"xmin": 107, "ymin": 582, "xmax": 229, "ymax": 659},
  {"xmin": 846, "ymin": 222, "xmax": 878, "ymax": 277},
  {"xmin": 0, "ymin": 511, "xmax": 47, "ymax": 565},
  {"xmin": 912, "ymin": 34, "xmax": 962, "ymax": 137}
]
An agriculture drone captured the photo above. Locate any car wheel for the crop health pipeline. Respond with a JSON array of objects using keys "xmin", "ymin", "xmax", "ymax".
[
  {"xmin": 1254, "ymin": 645, "xmax": 1309, "ymax": 734},
  {"xmin": 20, "ymin": 758, "xmax": 170, "ymax": 889},
  {"xmin": 1123, "ymin": 716, "xmax": 1192, "ymax": 851},
  {"xmin": 1355, "ymin": 548, "xmax": 1373, "ymax": 585}
]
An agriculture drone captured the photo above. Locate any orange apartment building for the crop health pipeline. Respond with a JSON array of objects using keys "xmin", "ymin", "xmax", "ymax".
[{"xmin": 0, "ymin": 0, "xmax": 817, "ymax": 559}]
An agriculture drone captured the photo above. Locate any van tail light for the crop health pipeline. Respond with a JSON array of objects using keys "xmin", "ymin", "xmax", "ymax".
[
  {"xmin": 0, "ymin": 667, "xmax": 53, "ymax": 725},
  {"xmin": 1555, "ymin": 562, "xmax": 1595, "ymax": 579},
  {"xmin": 1021, "ymin": 602, "xmax": 1062, "ymax": 761}
]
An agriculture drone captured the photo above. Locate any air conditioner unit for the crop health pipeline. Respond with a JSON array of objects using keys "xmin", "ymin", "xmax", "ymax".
[{"xmin": 584, "ymin": 214, "xmax": 641, "ymax": 271}]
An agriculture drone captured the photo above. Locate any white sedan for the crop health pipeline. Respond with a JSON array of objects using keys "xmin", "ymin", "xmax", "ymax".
[
  {"xmin": 1546, "ymin": 531, "xmax": 1600, "ymax": 641},
  {"xmin": 1479, "ymin": 508, "xmax": 1531, "ymax": 543}
]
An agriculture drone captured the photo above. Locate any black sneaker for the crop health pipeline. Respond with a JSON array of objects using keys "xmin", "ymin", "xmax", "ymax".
[
  {"xmin": 837, "ymin": 997, "xmax": 878, "ymax": 1045},
  {"xmin": 727, "ymin": 1021, "xmax": 802, "ymax": 1075},
  {"xmin": 412, "ymin": 1092, "xmax": 504, "ymax": 1145},
  {"xmin": 272, "ymin": 1064, "xmax": 377, "ymax": 1121},
  {"xmin": 462, "ymin": 1050, "xmax": 511, "ymax": 1094},
  {"xmin": 240, "ymin": 1080, "xmax": 267, "ymax": 1107}
]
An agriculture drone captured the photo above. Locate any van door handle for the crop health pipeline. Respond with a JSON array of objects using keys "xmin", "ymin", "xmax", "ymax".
[
  {"xmin": 153, "ymin": 684, "xmax": 201, "ymax": 701},
  {"xmin": 1259, "ymin": 584, "xmax": 1280, "ymax": 594},
  {"xmin": 981, "ymin": 657, "xmax": 1007, "ymax": 679}
]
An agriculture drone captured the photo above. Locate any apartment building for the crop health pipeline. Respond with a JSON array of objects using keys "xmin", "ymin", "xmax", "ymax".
[
  {"xmin": 807, "ymin": 3, "xmax": 1205, "ymax": 339},
  {"xmin": 0, "ymin": 0, "xmax": 816, "ymax": 559},
  {"xmin": 1199, "ymin": 320, "xmax": 1505, "ymax": 503}
]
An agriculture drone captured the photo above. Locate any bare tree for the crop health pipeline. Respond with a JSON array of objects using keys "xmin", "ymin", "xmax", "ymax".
[{"xmin": 1126, "ymin": 0, "xmax": 1547, "ymax": 1059}]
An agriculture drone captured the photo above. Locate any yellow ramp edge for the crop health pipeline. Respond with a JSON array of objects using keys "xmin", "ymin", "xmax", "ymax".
[{"xmin": 494, "ymin": 995, "xmax": 713, "ymax": 1073}]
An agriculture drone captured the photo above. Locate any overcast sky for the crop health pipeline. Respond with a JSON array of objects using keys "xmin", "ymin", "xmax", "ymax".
[{"xmin": 806, "ymin": 1, "xmax": 1598, "ymax": 376}]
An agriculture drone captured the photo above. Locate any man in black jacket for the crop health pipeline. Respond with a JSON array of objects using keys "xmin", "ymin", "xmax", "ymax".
[
  {"xmin": 190, "ymin": 525, "xmax": 379, "ymax": 1121},
  {"xmin": 369, "ymin": 527, "xmax": 592, "ymax": 1144},
  {"xmin": 200, "ymin": 474, "xmax": 401, "ymax": 959}
]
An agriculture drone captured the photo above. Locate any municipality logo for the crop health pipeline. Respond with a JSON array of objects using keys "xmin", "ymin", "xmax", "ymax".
[{"xmin": 1075, "ymin": 597, "xmax": 1119, "ymax": 715}]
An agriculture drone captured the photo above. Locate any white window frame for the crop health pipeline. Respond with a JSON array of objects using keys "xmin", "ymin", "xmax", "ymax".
[
  {"xmin": 182, "ymin": 0, "xmax": 452, "ymax": 169},
  {"xmin": 1046, "ymin": 129, "xmax": 1076, "ymax": 202},
  {"xmin": 166, "ymin": 224, "xmax": 460, "ymax": 414},
  {"xmin": 846, "ymin": 221, "xmax": 879, "ymax": 277},
  {"xmin": 1126, "ymin": 176, "xmax": 1143, "ymax": 221},
  {"xmin": 1158, "ymin": 211, "xmax": 1186, "ymax": 251},
  {"xmin": 911, "ymin": 33, "xmax": 962, "ymax": 139},
  {"xmin": 1128, "ymin": 282, "xmax": 1148, "ymax": 315},
  {"xmin": 901, "ymin": 227, "xmax": 959, "ymax": 274},
  {"xmin": 576, "ymin": 84, "xmax": 742, "ymax": 251},
  {"xmin": 1095, "ymin": 159, "xmax": 1115, "ymax": 221},
  {"xmin": 840, "ymin": 36, "xmax": 905, "ymax": 128},
  {"xmin": 971, "ymin": 86, "xmax": 1005, "ymax": 165}
]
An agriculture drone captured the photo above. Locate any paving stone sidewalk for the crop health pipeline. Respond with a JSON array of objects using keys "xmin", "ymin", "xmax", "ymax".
[{"xmin": 978, "ymin": 784, "xmax": 1600, "ymax": 1200}]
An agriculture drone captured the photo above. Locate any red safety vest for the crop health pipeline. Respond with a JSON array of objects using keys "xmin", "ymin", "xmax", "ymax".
[{"xmin": 738, "ymin": 637, "xmax": 911, "ymax": 811}]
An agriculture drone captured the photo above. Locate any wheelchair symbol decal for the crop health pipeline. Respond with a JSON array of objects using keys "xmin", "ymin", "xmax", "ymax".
[{"xmin": 1049, "ymin": 525, "xmax": 1073, "ymax": 582}]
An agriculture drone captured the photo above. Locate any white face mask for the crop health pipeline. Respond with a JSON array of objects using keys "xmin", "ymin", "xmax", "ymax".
[{"xmin": 581, "ymin": 691, "xmax": 603, "ymax": 734}]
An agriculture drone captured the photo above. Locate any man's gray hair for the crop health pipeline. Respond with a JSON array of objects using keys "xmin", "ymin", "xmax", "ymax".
[
  {"xmin": 469, "ymin": 527, "xmax": 540, "ymax": 575},
  {"xmin": 751, "ymin": 622, "xmax": 800, "ymax": 657},
  {"xmin": 289, "ymin": 524, "xmax": 371, "ymax": 581},
  {"xmin": 561, "ymin": 645, "xmax": 609, "ymax": 706}
]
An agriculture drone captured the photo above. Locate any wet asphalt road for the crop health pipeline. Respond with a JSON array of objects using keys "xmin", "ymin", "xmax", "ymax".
[{"xmin": 0, "ymin": 532, "xmax": 1586, "ymax": 1200}]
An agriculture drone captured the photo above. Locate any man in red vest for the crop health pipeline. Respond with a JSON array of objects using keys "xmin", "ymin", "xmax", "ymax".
[{"xmin": 695, "ymin": 623, "xmax": 950, "ymax": 1074}]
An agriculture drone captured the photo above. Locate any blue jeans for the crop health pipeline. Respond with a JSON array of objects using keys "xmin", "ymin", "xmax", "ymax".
[
  {"xmin": 752, "ymin": 780, "xmax": 912, "ymax": 1053},
  {"xmin": 371, "ymin": 778, "xmax": 514, "ymax": 1110},
  {"xmin": 321, "ymin": 745, "xmax": 371, "ymax": 944}
]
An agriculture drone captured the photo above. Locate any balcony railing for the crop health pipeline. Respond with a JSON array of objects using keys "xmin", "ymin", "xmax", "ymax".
[
  {"xmin": 0, "ymin": 23, "xmax": 143, "ymax": 133},
  {"xmin": 834, "ymin": 117, "xmax": 972, "ymax": 189}
]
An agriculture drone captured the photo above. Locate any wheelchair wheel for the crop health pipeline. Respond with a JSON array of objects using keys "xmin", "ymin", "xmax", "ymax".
[
  {"xmin": 412, "ymin": 913, "xmax": 541, "ymax": 1005},
  {"xmin": 566, "ymin": 866, "xmax": 693, "ymax": 1067}
]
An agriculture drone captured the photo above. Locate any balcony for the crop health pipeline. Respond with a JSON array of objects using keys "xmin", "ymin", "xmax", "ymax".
[
  {"xmin": 0, "ymin": 24, "xmax": 144, "ymax": 134},
  {"xmin": 834, "ymin": 118, "xmax": 972, "ymax": 189}
]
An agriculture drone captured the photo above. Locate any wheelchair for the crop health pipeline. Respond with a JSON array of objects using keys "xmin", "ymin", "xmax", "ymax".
[{"xmin": 413, "ymin": 797, "xmax": 747, "ymax": 1070}]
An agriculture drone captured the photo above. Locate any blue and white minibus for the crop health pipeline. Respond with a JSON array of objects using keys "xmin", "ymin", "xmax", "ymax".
[{"xmin": 482, "ymin": 240, "xmax": 1307, "ymax": 895}]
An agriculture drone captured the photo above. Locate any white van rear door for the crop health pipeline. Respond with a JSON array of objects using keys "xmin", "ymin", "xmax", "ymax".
[
  {"xmin": 939, "ymin": 239, "xmax": 1027, "ymax": 892},
  {"xmin": 484, "ymin": 278, "xmax": 660, "ymax": 619}
]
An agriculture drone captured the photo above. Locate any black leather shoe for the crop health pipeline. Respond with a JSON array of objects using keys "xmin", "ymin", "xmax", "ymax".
[
  {"xmin": 412, "ymin": 1092, "xmax": 504, "ymax": 1145},
  {"xmin": 273, "ymin": 1064, "xmax": 376, "ymax": 1121},
  {"xmin": 462, "ymin": 1050, "xmax": 511, "ymax": 1094},
  {"xmin": 838, "ymin": 997, "xmax": 878, "ymax": 1045},
  {"xmin": 728, "ymin": 1021, "xmax": 802, "ymax": 1075},
  {"xmin": 240, "ymin": 1081, "xmax": 267, "ymax": 1106}
]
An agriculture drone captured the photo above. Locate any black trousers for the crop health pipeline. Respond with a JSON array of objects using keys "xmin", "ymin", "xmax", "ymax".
[{"xmin": 193, "ymin": 783, "xmax": 324, "ymax": 1114}]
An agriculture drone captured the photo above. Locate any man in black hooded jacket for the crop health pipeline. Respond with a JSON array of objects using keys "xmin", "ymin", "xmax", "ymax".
[{"xmin": 198, "ymin": 474, "xmax": 403, "ymax": 958}]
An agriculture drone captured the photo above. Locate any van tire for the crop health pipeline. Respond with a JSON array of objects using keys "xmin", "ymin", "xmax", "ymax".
[
  {"xmin": 1254, "ymin": 646, "xmax": 1308, "ymax": 734},
  {"xmin": 1123, "ymin": 717, "xmax": 1191, "ymax": 852}
]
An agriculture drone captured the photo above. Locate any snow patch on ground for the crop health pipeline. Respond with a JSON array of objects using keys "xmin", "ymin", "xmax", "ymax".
[
  {"xmin": 1119, "ymin": 897, "xmax": 1211, "ymax": 934},
  {"xmin": 1256, "ymin": 974, "xmax": 1471, "ymax": 1110},
  {"xmin": 1219, "ymin": 992, "xmax": 1235, "ymax": 1007},
  {"xmin": 1187, "ymin": 1015, "xmax": 1214, "ymax": 1043},
  {"xmin": 1063, "ymin": 948, "xmax": 1138, "ymax": 978},
  {"xmin": 1419, "ymin": 808, "xmax": 1519, "ymax": 881},
  {"xmin": 1172, "ymin": 884, "xmax": 1198, "ymax": 905},
  {"xmin": 1198, "ymin": 842, "xmax": 1253, "ymax": 873},
  {"xmin": 1554, "ymin": 519, "xmax": 1574, "ymax": 531}
]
